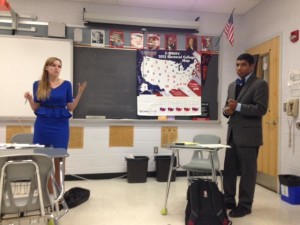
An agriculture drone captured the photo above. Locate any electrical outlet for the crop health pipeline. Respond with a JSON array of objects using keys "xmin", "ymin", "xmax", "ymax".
[{"xmin": 154, "ymin": 146, "xmax": 158, "ymax": 154}]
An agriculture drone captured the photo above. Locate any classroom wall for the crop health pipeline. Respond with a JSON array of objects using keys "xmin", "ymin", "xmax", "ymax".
[
  {"xmin": 242, "ymin": 0, "xmax": 300, "ymax": 176},
  {"xmin": 0, "ymin": 0, "xmax": 255, "ymax": 176}
]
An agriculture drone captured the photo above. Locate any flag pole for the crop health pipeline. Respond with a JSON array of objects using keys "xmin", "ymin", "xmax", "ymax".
[{"xmin": 214, "ymin": 8, "xmax": 235, "ymax": 48}]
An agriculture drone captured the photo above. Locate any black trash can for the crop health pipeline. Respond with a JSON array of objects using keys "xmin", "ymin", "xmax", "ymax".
[
  {"xmin": 155, "ymin": 155, "xmax": 177, "ymax": 182},
  {"xmin": 126, "ymin": 156, "xmax": 149, "ymax": 183},
  {"xmin": 279, "ymin": 174, "xmax": 300, "ymax": 205}
]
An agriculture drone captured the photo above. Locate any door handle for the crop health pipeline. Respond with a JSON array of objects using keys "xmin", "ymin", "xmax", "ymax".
[{"xmin": 266, "ymin": 120, "xmax": 277, "ymax": 125}]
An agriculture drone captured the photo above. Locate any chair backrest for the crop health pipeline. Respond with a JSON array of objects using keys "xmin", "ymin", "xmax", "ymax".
[
  {"xmin": 0, "ymin": 153, "xmax": 53, "ymax": 215},
  {"xmin": 193, "ymin": 134, "xmax": 221, "ymax": 144},
  {"xmin": 192, "ymin": 134, "xmax": 221, "ymax": 169},
  {"xmin": 11, "ymin": 133, "xmax": 34, "ymax": 144}
]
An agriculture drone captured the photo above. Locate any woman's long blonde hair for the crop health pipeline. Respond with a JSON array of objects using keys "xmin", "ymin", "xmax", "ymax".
[{"xmin": 36, "ymin": 57, "xmax": 62, "ymax": 100}]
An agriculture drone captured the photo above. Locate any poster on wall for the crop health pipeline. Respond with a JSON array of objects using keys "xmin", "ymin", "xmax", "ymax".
[
  {"xmin": 186, "ymin": 35, "xmax": 198, "ymax": 53},
  {"xmin": 147, "ymin": 34, "xmax": 160, "ymax": 50},
  {"xmin": 201, "ymin": 36, "xmax": 213, "ymax": 51},
  {"xmin": 137, "ymin": 50, "xmax": 202, "ymax": 116},
  {"xmin": 91, "ymin": 29, "xmax": 105, "ymax": 47},
  {"xmin": 130, "ymin": 32, "xmax": 144, "ymax": 49},
  {"xmin": 288, "ymin": 69, "xmax": 300, "ymax": 97},
  {"xmin": 165, "ymin": 34, "xmax": 177, "ymax": 50},
  {"xmin": 109, "ymin": 30, "xmax": 124, "ymax": 48}
]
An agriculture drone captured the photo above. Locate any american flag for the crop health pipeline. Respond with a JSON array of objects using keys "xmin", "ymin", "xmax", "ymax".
[
  {"xmin": 224, "ymin": 12, "xmax": 234, "ymax": 46},
  {"xmin": 0, "ymin": 0, "xmax": 11, "ymax": 11}
]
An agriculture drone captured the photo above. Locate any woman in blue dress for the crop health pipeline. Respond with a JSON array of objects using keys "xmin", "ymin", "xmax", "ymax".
[{"xmin": 24, "ymin": 57, "xmax": 87, "ymax": 186}]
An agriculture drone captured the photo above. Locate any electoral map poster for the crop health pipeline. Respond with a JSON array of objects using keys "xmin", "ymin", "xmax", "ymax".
[{"xmin": 137, "ymin": 50, "xmax": 202, "ymax": 116}]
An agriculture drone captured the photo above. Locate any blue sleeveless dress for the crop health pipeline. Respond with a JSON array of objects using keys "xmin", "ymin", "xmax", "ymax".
[{"xmin": 33, "ymin": 81, "xmax": 73, "ymax": 149}]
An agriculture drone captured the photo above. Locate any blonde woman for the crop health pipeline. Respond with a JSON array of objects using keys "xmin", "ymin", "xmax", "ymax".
[{"xmin": 24, "ymin": 57, "xmax": 87, "ymax": 185}]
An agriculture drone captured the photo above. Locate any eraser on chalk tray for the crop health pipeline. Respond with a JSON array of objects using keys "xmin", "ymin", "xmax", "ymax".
[{"xmin": 85, "ymin": 115, "xmax": 106, "ymax": 119}]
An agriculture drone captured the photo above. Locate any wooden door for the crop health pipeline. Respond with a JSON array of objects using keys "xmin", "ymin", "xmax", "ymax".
[{"xmin": 247, "ymin": 36, "xmax": 280, "ymax": 192}]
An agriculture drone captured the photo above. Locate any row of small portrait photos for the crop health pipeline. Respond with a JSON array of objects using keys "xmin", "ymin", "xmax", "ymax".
[{"xmin": 91, "ymin": 29, "xmax": 214, "ymax": 51}]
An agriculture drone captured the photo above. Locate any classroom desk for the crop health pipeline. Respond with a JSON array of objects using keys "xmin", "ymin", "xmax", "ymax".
[
  {"xmin": 160, "ymin": 143, "xmax": 229, "ymax": 215},
  {"xmin": 0, "ymin": 147, "xmax": 69, "ymax": 195},
  {"xmin": 0, "ymin": 147, "xmax": 69, "ymax": 222},
  {"xmin": 0, "ymin": 147, "xmax": 69, "ymax": 159}
]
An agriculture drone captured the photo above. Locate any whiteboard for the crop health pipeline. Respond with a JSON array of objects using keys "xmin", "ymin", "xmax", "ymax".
[{"xmin": 0, "ymin": 35, "xmax": 73, "ymax": 117}]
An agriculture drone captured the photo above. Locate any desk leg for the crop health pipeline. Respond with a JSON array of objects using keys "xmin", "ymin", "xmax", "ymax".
[
  {"xmin": 161, "ymin": 149, "xmax": 176, "ymax": 215},
  {"xmin": 58, "ymin": 159, "xmax": 65, "ymax": 194},
  {"xmin": 210, "ymin": 152, "xmax": 217, "ymax": 183}
]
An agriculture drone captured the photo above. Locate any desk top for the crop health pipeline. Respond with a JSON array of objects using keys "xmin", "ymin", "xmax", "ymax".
[
  {"xmin": 167, "ymin": 143, "xmax": 230, "ymax": 150},
  {"xmin": 0, "ymin": 148, "xmax": 69, "ymax": 158}
]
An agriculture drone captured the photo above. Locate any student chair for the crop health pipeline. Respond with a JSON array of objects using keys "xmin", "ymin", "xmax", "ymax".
[
  {"xmin": 0, "ymin": 153, "xmax": 68, "ymax": 225},
  {"xmin": 181, "ymin": 134, "xmax": 223, "ymax": 190},
  {"xmin": 10, "ymin": 133, "xmax": 34, "ymax": 144}
]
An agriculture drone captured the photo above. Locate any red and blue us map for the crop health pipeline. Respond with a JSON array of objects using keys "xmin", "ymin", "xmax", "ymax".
[{"xmin": 137, "ymin": 50, "xmax": 202, "ymax": 116}]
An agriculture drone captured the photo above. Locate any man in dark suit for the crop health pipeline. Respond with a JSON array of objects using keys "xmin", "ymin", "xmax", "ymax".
[
  {"xmin": 186, "ymin": 37, "xmax": 197, "ymax": 53},
  {"xmin": 223, "ymin": 53, "xmax": 269, "ymax": 217}
]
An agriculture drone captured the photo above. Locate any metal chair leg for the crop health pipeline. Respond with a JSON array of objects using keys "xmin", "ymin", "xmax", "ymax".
[{"xmin": 161, "ymin": 150, "xmax": 176, "ymax": 215}]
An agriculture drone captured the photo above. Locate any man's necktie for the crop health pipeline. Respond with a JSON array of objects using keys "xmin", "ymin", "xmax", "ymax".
[
  {"xmin": 236, "ymin": 78, "xmax": 245, "ymax": 87},
  {"xmin": 235, "ymin": 78, "xmax": 245, "ymax": 98}
]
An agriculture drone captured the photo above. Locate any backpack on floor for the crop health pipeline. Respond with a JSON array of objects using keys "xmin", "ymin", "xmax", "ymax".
[
  {"xmin": 185, "ymin": 179, "xmax": 232, "ymax": 225},
  {"xmin": 64, "ymin": 187, "xmax": 90, "ymax": 208}
]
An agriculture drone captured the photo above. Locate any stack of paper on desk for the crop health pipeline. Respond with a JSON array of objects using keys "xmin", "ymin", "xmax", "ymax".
[
  {"xmin": 197, "ymin": 144, "xmax": 231, "ymax": 148},
  {"xmin": 173, "ymin": 142, "xmax": 230, "ymax": 148},
  {"xmin": 174, "ymin": 142, "xmax": 198, "ymax": 146},
  {"xmin": 0, "ymin": 143, "xmax": 45, "ymax": 149}
]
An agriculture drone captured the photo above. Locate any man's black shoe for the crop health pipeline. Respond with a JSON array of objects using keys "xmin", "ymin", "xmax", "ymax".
[
  {"xmin": 224, "ymin": 202, "xmax": 236, "ymax": 210},
  {"xmin": 229, "ymin": 205, "xmax": 251, "ymax": 217}
]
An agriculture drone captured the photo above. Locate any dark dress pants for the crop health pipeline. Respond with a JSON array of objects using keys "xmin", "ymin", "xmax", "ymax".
[{"xmin": 223, "ymin": 135, "xmax": 259, "ymax": 210}]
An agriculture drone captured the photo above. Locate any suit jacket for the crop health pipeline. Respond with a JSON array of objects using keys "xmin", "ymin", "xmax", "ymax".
[
  {"xmin": 186, "ymin": 47, "xmax": 196, "ymax": 52},
  {"xmin": 223, "ymin": 74, "xmax": 269, "ymax": 147}
]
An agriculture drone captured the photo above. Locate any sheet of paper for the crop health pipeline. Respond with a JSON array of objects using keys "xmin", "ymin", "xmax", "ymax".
[
  {"xmin": 196, "ymin": 144, "xmax": 230, "ymax": 148},
  {"xmin": 0, "ymin": 143, "xmax": 45, "ymax": 149},
  {"xmin": 174, "ymin": 142, "xmax": 198, "ymax": 146},
  {"xmin": 173, "ymin": 143, "xmax": 230, "ymax": 148}
]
